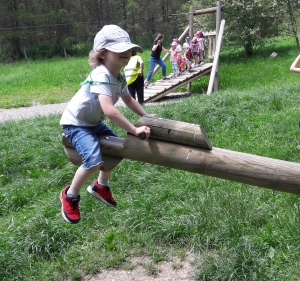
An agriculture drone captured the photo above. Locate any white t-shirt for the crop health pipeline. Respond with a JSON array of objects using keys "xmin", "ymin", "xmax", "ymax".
[
  {"xmin": 175, "ymin": 44, "xmax": 182, "ymax": 54},
  {"xmin": 60, "ymin": 65, "xmax": 130, "ymax": 127},
  {"xmin": 182, "ymin": 42, "xmax": 190, "ymax": 52}
]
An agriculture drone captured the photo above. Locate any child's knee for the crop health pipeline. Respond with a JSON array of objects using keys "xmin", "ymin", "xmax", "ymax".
[{"xmin": 86, "ymin": 163, "xmax": 102, "ymax": 172}]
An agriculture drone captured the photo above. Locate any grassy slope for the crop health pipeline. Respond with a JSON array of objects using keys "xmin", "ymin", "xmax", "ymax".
[{"xmin": 1, "ymin": 37, "xmax": 300, "ymax": 280}]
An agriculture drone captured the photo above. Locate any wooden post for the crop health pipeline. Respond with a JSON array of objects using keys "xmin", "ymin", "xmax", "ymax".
[
  {"xmin": 194, "ymin": 7, "xmax": 219, "ymax": 15},
  {"xmin": 188, "ymin": 5, "xmax": 194, "ymax": 92},
  {"xmin": 207, "ymin": 19, "xmax": 225, "ymax": 95},
  {"xmin": 213, "ymin": 0, "xmax": 222, "ymax": 92},
  {"xmin": 189, "ymin": 6, "xmax": 194, "ymax": 38}
]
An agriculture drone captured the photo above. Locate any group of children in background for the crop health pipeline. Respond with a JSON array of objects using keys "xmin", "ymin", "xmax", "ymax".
[{"xmin": 169, "ymin": 30, "xmax": 207, "ymax": 77}]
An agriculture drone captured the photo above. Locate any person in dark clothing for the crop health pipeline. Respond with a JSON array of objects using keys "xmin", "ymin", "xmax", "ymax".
[{"xmin": 144, "ymin": 34, "xmax": 170, "ymax": 88}]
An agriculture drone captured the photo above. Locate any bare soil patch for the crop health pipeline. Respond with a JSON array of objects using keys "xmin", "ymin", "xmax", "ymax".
[{"xmin": 81, "ymin": 253, "xmax": 196, "ymax": 281}]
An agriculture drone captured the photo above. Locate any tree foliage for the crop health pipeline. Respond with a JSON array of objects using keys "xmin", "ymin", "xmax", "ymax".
[
  {"xmin": 189, "ymin": 0, "xmax": 300, "ymax": 56},
  {"xmin": 0, "ymin": 0, "xmax": 299, "ymax": 61},
  {"xmin": 0, "ymin": 0, "xmax": 187, "ymax": 61}
]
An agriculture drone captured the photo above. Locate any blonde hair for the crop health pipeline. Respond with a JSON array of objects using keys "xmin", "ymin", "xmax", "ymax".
[{"xmin": 88, "ymin": 49, "xmax": 106, "ymax": 69}]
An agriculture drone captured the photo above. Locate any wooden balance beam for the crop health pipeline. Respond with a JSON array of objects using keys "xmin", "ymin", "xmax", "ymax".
[{"xmin": 62, "ymin": 116, "xmax": 300, "ymax": 196}]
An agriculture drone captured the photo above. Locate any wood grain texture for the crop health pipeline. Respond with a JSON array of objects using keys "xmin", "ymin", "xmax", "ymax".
[
  {"xmin": 63, "ymin": 134, "xmax": 300, "ymax": 195},
  {"xmin": 135, "ymin": 116, "xmax": 212, "ymax": 150}
]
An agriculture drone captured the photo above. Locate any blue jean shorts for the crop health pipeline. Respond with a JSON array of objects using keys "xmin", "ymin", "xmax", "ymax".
[{"xmin": 62, "ymin": 124, "xmax": 117, "ymax": 170}]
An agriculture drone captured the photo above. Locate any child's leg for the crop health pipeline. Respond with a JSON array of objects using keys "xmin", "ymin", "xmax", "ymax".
[
  {"xmin": 172, "ymin": 62, "xmax": 178, "ymax": 76},
  {"xmin": 193, "ymin": 54, "xmax": 198, "ymax": 65},
  {"xmin": 87, "ymin": 169, "xmax": 116, "ymax": 207},
  {"xmin": 171, "ymin": 62, "xmax": 176, "ymax": 74},
  {"xmin": 199, "ymin": 50, "xmax": 204, "ymax": 64},
  {"xmin": 179, "ymin": 61, "xmax": 185, "ymax": 71},
  {"xmin": 61, "ymin": 124, "xmax": 117, "ymax": 224},
  {"xmin": 69, "ymin": 165, "xmax": 100, "ymax": 195}
]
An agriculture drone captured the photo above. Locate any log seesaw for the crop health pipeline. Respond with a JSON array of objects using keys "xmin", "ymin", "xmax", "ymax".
[{"xmin": 62, "ymin": 116, "xmax": 300, "ymax": 195}]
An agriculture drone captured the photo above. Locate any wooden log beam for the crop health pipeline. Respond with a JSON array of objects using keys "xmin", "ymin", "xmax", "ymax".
[
  {"xmin": 193, "ymin": 6, "xmax": 224, "ymax": 16},
  {"xmin": 135, "ymin": 116, "xmax": 212, "ymax": 150},
  {"xmin": 63, "ymin": 134, "xmax": 300, "ymax": 195}
]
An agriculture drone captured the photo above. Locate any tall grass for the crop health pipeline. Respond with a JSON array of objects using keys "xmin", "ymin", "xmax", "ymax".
[{"xmin": 1, "ymin": 37, "xmax": 300, "ymax": 280}]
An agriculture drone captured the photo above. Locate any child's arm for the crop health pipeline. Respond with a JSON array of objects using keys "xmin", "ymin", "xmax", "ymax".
[
  {"xmin": 163, "ymin": 47, "xmax": 171, "ymax": 53},
  {"xmin": 99, "ymin": 95, "xmax": 151, "ymax": 138},
  {"xmin": 290, "ymin": 54, "xmax": 300, "ymax": 73}
]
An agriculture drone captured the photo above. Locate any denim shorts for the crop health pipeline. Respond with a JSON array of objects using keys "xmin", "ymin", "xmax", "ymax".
[{"xmin": 62, "ymin": 123, "xmax": 117, "ymax": 170}]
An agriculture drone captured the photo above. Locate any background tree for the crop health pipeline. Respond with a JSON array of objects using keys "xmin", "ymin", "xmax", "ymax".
[{"xmin": 0, "ymin": 0, "xmax": 298, "ymax": 61}]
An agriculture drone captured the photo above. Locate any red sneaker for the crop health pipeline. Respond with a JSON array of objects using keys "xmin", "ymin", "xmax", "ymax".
[
  {"xmin": 87, "ymin": 180, "xmax": 117, "ymax": 207},
  {"xmin": 60, "ymin": 185, "xmax": 80, "ymax": 224}
]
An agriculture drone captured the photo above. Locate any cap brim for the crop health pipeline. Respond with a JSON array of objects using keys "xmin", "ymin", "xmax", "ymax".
[{"xmin": 105, "ymin": 42, "xmax": 143, "ymax": 53}]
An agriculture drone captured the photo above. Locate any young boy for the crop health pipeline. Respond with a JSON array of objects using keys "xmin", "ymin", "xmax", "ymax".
[
  {"xmin": 181, "ymin": 47, "xmax": 192, "ymax": 73},
  {"xmin": 60, "ymin": 25, "xmax": 156, "ymax": 224}
]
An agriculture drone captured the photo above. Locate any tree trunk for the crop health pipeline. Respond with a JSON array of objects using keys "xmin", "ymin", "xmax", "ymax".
[{"xmin": 287, "ymin": 0, "xmax": 300, "ymax": 50}]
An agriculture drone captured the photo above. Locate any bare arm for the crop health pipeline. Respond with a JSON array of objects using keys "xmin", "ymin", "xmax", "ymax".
[
  {"xmin": 99, "ymin": 95, "xmax": 152, "ymax": 138},
  {"xmin": 121, "ymin": 94, "xmax": 148, "ymax": 116},
  {"xmin": 162, "ymin": 46, "xmax": 170, "ymax": 53},
  {"xmin": 290, "ymin": 54, "xmax": 300, "ymax": 73},
  {"xmin": 121, "ymin": 94, "xmax": 159, "ymax": 120}
]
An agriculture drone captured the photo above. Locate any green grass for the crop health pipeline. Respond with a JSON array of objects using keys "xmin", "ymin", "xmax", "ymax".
[
  {"xmin": 1, "ymin": 36, "xmax": 300, "ymax": 280},
  {"xmin": 0, "ymin": 50, "xmax": 174, "ymax": 108}
]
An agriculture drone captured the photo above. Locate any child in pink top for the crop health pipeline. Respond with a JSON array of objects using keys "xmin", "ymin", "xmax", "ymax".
[
  {"xmin": 195, "ymin": 31, "xmax": 205, "ymax": 65},
  {"xmin": 169, "ymin": 42, "xmax": 179, "ymax": 76}
]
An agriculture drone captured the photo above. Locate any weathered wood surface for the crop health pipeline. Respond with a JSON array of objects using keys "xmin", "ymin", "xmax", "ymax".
[
  {"xmin": 135, "ymin": 116, "xmax": 212, "ymax": 150},
  {"xmin": 144, "ymin": 64, "xmax": 212, "ymax": 103},
  {"xmin": 63, "ymin": 134, "xmax": 300, "ymax": 195},
  {"xmin": 207, "ymin": 20, "xmax": 225, "ymax": 95}
]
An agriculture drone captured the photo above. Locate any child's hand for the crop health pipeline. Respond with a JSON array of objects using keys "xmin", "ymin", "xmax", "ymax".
[{"xmin": 135, "ymin": 126, "xmax": 151, "ymax": 139}]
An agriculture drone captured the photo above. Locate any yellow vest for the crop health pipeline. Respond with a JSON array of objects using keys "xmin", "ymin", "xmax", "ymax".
[{"xmin": 124, "ymin": 55, "xmax": 141, "ymax": 85}]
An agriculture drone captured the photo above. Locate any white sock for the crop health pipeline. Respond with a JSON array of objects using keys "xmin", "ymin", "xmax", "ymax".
[
  {"xmin": 98, "ymin": 177, "xmax": 109, "ymax": 186},
  {"xmin": 67, "ymin": 187, "xmax": 80, "ymax": 198}
]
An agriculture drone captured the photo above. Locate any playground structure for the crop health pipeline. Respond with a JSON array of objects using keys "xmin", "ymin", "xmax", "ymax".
[
  {"xmin": 144, "ymin": 1, "xmax": 223, "ymax": 102},
  {"xmin": 63, "ymin": 116, "xmax": 300, "ymax": 196}
]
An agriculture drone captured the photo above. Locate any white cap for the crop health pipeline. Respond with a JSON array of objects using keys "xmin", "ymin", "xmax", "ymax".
[
  {"xmin": 171, "ymin": 42, "xmax": 177, "ymax": 46},
  {"xmin": 93, "ymin": 25, "xmax": 143, "ymax": 53}
]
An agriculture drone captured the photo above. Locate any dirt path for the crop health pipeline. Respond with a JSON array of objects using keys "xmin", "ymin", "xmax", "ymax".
[{"xmin": 80, "ymin": 254, "xmax": 196, "ymax": 281}]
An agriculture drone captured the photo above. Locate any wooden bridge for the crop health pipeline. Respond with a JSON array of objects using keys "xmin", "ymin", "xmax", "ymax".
[
  {"xmin": 143, "ymin": 13, "xmax": 225, "ymax": 102},
  {"xmin": 144, "ymin": 63, "xmax": 213, "ymax": 103}
]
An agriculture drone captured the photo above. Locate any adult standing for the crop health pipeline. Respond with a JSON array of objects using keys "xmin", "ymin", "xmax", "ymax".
[
  {"xmin": 124, "ymin": 50, "xmax": 145, "ymax": 103},
  {"xmin": 144, "ymin": 34, "xmax": 170, "ymax": 88}
]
